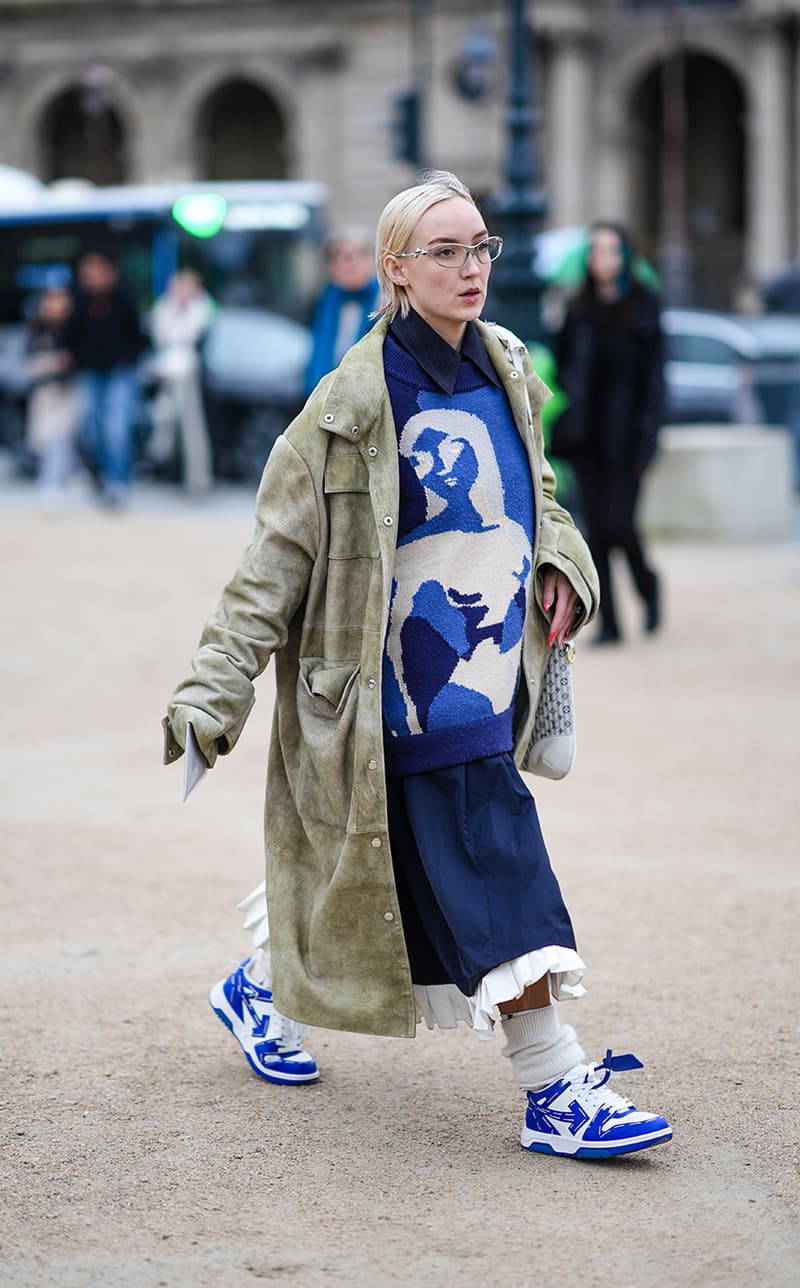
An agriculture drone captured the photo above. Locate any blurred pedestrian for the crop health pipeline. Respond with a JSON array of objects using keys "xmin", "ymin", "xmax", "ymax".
[
  {"xmin": 304, "ymin": 227, "xmax": 380, "ymax": 393},
  {"xmin": 65, "ymin": 249, "xmax": 146, "ymax": 508},
  {"xmin": 25, "ymin": 286, "xmax": 81, "ymax": 510},
  {"xmin": 552, "ymin": 221, "xmax": 664, "ymax": 644},
  {"xmin": 147, "ymin": 269, "xmax": 216, "ymax": 494},
  {"xmin": 164, "ymin": 172, "xmax": 671, "ymax": 1160}
]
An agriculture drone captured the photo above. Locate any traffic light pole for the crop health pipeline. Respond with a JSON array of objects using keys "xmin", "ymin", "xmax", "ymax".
[
  {"xmin": 410, "ymin": 0, "xmax": 430, "ymax": 170},
  {"xmin": 389, "ymin": 0, "xmax": 430, "ymax": 168},
  {"xmin": 488, "ymin": 0, "xmax": 548, "ymax": 344}
]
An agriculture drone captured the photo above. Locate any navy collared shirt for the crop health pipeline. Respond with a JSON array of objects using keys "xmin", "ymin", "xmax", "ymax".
[{"xmin": 388, "ymin": 308, "xmax": 503, "ymax": 396}]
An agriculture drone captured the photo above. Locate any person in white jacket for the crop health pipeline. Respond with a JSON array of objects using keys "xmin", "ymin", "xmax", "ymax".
[{"xmin": 148, "ymin": 270, "xmax": 216, "ymax": 493}]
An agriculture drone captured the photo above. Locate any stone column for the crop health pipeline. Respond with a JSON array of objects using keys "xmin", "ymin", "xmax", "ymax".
[
  {"xmin": 746, "ymin": 22, "xmax": 792, "ymax": 283},
  {"xmin": 592, "ymin": 72, "xmax": 632, "ymax": 227},
  {"xmin": 546, "ymin": 32, "xmax": 592, "ymax": 228}
]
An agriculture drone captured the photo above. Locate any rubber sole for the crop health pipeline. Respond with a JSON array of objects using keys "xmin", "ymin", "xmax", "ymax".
[{"xmin": 521, "ymin": 1128, "xmax": 672, "ymax": 1159}]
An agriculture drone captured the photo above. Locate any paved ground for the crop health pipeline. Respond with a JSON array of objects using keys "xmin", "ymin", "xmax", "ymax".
[{"xmin": 1, "ymin": 479, "xmax": 798, "ymax": 1287}]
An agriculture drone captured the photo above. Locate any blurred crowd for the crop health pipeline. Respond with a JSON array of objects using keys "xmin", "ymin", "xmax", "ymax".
[
  {"xmin": 14, "ymin": 227, "xmax": 382, "ymax": 512},
  {"xmin": 21, "ymin": 252, "xmax": 213, "ymax": 510}
]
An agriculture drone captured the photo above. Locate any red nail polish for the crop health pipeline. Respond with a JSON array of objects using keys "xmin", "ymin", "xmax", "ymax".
[{"xmin": 548, "ymin": 630, "xmax": 556, "ymax": 647}]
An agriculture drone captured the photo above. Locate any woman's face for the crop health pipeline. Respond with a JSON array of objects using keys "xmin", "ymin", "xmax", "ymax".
[
  {"xmin": 328, "ymin": 240, "xmax": 374, "ymax": 292},
  {"xmin": 386, "ymin": 196, "xmax": 491, "ymax": 347},
  {"xmin": 588, "ymin": 227, "xmax": 624, "ymax": 285},
  {"xmin": 39, "ymin": 289, "xmax": 71, "ymax": 323}
]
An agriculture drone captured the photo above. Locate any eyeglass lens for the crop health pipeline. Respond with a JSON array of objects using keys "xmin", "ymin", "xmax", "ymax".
[{"xmin": 431, "ymin": 238, "xmax": 502, "ymax": 267}]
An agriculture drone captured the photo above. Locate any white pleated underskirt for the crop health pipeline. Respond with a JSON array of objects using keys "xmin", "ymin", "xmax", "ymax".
[
  {"xmin": 237, "ymin": 882, "xmax": 586, "ymax": 1041},
  {"xmin": 238, "ymin": 880, "xmax": 270, "ymax": 950},
  {"xmin": 413, "ymin": 947, "xmax": 586, "ymax": 1039}
]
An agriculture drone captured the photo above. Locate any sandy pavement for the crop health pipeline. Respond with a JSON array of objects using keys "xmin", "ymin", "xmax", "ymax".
[{"xmin": 1, "ymin": 482, "xmax": 798, "ymax": 1287}]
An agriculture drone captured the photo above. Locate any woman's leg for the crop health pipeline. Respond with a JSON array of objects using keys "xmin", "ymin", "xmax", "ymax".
[
  {"xmin": 39, "ymin": 433, "xmax": 74, "ymax": 494},
  {"xmin": 499, "ymin": 975, "xmax": 551, "ymax": 1014},
  {"xmin": 574, "ymin": 460, "xmax": 620, "ymax": 640},
  {"xmin": 498, "ymin": 971, "xmax": 586, "ymax": 1092},
  {"xmin": 177, "ymin": 371, "xmax": 213, "ymax": 493},
  {"xmin": 612, "ymin": 470, "xmax": 659, "ymax": 627},
  {"xmin": 497, "ymin": 974, "xmax": 585, "ymax": 1088}
]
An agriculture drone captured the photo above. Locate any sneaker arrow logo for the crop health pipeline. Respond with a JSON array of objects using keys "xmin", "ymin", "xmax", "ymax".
[
  {"xmin": 528, "ymin": 1080, "xmax": 592, "ymax": 1136},
  {"xmin": 542, "ymin": 1100, "xmax": 590, "ymax": 1135}
]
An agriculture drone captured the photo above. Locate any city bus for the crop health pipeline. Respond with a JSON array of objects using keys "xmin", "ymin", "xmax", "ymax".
[
  {"xmin": 0, "ymin": 177, "xmax": 328, "ymax": 318},
  {"xmin": 0, "ymin": 178, "xmax": 329, "ymax": 478}
]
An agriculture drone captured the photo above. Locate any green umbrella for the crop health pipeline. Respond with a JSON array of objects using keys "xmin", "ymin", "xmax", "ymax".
[{"xmin": 544, "ymin": 232, "xmax": 659, "ymax": 290}]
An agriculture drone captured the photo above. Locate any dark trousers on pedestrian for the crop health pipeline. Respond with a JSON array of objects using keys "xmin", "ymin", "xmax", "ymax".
[{"xmin": 574, "ymin": 459, "xmax": 657, "ymax": 638}]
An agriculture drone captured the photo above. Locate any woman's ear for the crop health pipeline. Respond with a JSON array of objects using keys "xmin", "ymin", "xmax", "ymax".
[{"xmin": 383, "ymin": 254, "xmax": 406, "ymax": 286}]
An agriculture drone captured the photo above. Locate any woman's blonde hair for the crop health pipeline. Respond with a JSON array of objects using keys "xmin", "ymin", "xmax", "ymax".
[{"xmin": 373, "ymin": 170, "xmax": 476, "ymax": 319}]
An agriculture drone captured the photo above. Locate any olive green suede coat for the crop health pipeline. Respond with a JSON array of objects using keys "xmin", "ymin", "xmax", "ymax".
[{"xmin": 164, "ymin": 316, "xmax": 599, "ymax": 1038}]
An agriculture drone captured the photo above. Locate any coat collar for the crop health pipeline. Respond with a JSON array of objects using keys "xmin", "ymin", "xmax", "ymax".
[
  {"xmin": 388, "ymin": 309, "xmax": 502, "ymax": 394},
  {"xmin": 316, "ymin": 316, "xmax": 392, "ymax": 443},
  {"xmin": 316, "ymin": 314, "xmax": 551, "ymax": 444}
]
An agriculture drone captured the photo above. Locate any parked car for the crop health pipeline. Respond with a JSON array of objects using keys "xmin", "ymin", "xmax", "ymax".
[
  {"xmin": 732, "ymin": 313, "xmax": 800, "ymax": 434},
  {"xmin": 661, "ymin": 308, "xmax": 762, "ymax": 424},
  {"xmin": 662, "ymin": 307, "xmax": 800, "ymax": 482},
  {"xmin": 764, "ymin": 264, "xmax": 800, "ymax": 313},
  {"xmin": 199, "ymin": 305, "xmax": 311, "ymax": 480}
]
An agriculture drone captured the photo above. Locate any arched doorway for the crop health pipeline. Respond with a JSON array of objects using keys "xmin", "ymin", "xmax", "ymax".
[
  {"xmin": 39, "ymin": 77, "xmax": 128, "ymax": 186},
  {"xmin": 197, "ymin": 79, "xmax": 288, "ymax": 181},
  {"xmin": 629, "ymin": 53, "xmax": 745, "ymax": 308}
]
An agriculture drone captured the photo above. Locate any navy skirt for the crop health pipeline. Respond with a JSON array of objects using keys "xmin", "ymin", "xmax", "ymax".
[{"xmin": 386, "ymin": 753, "xmax": 577, "ymax": 997}]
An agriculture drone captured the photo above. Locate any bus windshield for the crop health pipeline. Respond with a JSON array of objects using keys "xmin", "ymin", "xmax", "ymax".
[{"xmin": 0, "ymin": 179, "xmax": 329, "ymax": 325}]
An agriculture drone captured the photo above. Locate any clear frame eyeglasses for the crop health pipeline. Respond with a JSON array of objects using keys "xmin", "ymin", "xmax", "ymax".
[{"xmin": 392, "ymin": 236, "xmax": 503, "ymax": 269}]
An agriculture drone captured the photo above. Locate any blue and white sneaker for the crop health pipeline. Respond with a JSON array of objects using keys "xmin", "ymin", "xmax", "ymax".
[
  {"xmin": 520, "ymin": 1050, "xmax": 672, "ymax": 1159},
  {"xmin": 209, "ymin": 959, "xmax": 319, "ymax": 1085}
]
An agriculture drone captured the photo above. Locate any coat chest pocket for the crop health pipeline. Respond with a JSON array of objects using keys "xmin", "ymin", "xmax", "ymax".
[
  {"xmin": 299, "ymin": 657, "xmax": 360, "ymax": 714},
  {"xmin": 324, "ymin": 452, "xmax": 379, "ymax": 559}
]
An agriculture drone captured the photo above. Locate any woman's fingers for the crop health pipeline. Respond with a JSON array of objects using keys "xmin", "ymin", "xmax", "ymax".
[
  {"xmin": 542, "ymin": 565, "xmax": 581, "ymax": 646},
  {"xmin": 542, "ymin": 567, "xmax": 557, "ymax": 613},
  {"xmin": 547, "ymin": 573, "xmax": 578, "ymax": 647}
]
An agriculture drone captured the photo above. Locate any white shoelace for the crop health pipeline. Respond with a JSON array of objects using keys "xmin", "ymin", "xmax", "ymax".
[
  {"xmin": 270, "ymin": 1010, "xmax": 308, "ymax": 1053},
  {"xmin": 574, "ymin": 1064, "xmax": 636, "ymax": 1113}
]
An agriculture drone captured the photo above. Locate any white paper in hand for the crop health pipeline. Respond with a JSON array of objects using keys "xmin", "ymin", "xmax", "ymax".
[{"xmin": 182, "ymin": 722, "xmax": 208, "ymax": 802}]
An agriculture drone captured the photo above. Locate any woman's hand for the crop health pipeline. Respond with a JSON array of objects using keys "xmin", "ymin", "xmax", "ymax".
[{"xmin": 541, "ymin": 565, "xmax": 581, "ymax": 647}]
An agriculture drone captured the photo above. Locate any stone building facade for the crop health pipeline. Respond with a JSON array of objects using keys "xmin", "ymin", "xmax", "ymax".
[{"xmin": 1, "ymin": 0, "xmax": 799, "ymax": 305}]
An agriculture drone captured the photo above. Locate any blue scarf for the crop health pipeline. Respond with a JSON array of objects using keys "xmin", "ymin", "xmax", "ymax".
[{"xmin": 305, "ymin": 278, "xmax": 380, "ymax": 394}]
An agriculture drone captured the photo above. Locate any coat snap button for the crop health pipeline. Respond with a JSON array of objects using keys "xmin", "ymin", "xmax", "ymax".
[
  {"xmin": 367, "ymin": 758, "xmax": 378, "ymax": 770},
  {"xmin": 323, "ymin": 412, "xmax": 335, "ymax": 423},
  {"xmin": 367, "ymin": 446, "xmax": 378, "ymax": 457},
  {"xmin": 367, "ymin": 677, "xmax": 376, "ymax": 689},
  {"xmin": 371, "ymin": 836, "xmax": 382, "ymax": 848},
  {"xmin": 384, "ymin": 912, "xmax": 394, "ymax": 922},
  {"xmin": 383, "ymin": 515, "xmax": 393, "ymax": 526},
  {"xmin": 350, "ymin": 426, "xmax": 359, "ymax": 436},
  {"xmin": 509, "ymin": 369, "xmax": 520, "ymax": 379}
]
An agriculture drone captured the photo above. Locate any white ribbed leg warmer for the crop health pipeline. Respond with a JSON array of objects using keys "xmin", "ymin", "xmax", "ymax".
[{"xmin": 501, "ymin": 1004, "xmax": 585, "ymax": 1092}]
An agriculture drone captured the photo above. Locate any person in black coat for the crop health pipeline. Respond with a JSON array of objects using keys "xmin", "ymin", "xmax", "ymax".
[{"xmin": 552, "ymin": 221, "xmax": 664, "ymax": 644}]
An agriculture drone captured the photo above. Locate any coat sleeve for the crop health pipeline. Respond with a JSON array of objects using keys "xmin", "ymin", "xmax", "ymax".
[
  {"xmin": 522, "ymin": 356, "xmax": 600, "ymax": 629},
  {"xmin": 636, "ymin": 310, "xmax": 665, "ymax": 470},
  {"xmin": 163, "ymin": 434, "xmax": 321, "ymax": 768}
]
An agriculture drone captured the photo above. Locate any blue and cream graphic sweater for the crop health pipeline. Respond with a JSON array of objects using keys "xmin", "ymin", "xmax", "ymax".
[{"xmin": 382, "ymin": 320, "xmax": 535, "ymax": 776}]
